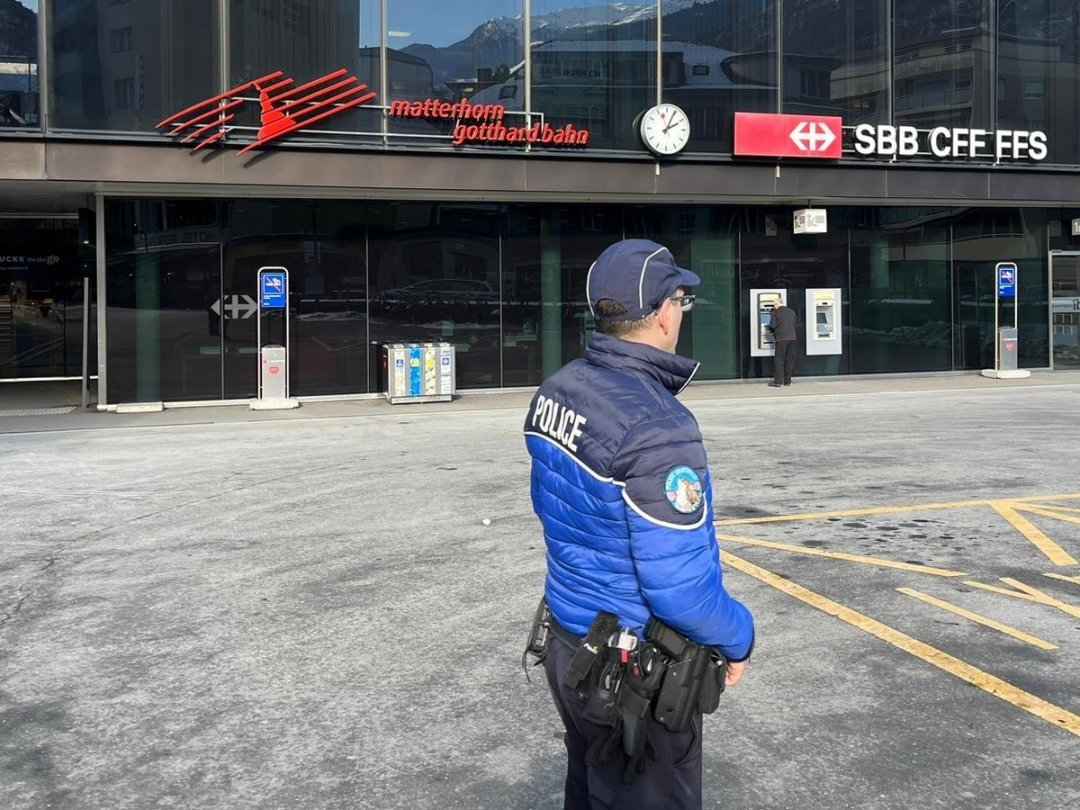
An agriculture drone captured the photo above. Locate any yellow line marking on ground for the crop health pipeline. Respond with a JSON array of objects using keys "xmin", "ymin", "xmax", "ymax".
[
  {"xmin": 716, "ymin": 500, "xmax": 990, "ymax": 525},
  {"xmin": 1014, "ymin": 503, "xmax": 1080, "ymax": 527},
  {"xmin": 896, "ymin": 587, "xmax": 1058, "ymax": 651},
  {"xmin": 964, "ymin": 578, "xmax": 1080, "ymax": 620},
  {"xmin": 1030, "ymin": 503, "xmax": 1080, "ymax": 515},
  {"xmin": 1044, "ymin": 572, "xmax": 1080, "ymax": 587},
  {"xmin": 999, "ymin": 578, "xmax": 1080, "ymax": 619},
  {"xmin": 716, "ymin": 533, "xmax": 967, "ymax": 578},
  {"xmin": 722, "ymin": 550, "xmax": 1080, "ymax": 739},
  {"xmin": 964, "ymin": 580, "xmax": 1048, "ymax": 605},
  {"xmin": 989, "ymin": 501, "xmax": 1078, "ymax": 567},
  {"xmin": 715, "ymin": 493, "xmax": 1080, "ymax": 526}
]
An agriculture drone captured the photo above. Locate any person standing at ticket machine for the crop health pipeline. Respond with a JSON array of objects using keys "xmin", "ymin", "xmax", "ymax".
[{"xmin": 767, "ymin": 299, "xmax": 797, "ymax": 387}]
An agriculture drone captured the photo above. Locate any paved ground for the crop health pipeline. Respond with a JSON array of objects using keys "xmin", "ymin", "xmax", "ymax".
[{"xmin": 2, "ymin": 374, "xmax": 1079, "ymax": 809}]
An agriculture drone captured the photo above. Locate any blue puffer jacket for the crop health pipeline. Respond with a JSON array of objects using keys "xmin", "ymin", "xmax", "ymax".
[{"xmin": 524, "ymin": 333, "xmax": 754, "ymax": 662}]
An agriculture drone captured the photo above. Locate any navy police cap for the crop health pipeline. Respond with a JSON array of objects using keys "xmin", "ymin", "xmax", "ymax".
[{"xmin": 586, "ymin": 239, "xmax": 700, "ymax": 322}]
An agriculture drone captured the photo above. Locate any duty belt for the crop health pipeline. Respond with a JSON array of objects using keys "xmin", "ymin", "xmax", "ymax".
[{"xmin": 549, "ymin": 618, "xmax": 582, "ymax": 649}]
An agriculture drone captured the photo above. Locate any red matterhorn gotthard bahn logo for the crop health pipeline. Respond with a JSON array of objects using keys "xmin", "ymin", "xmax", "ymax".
[
  {"xmin": 158, "ymin": 69, "xmax": 375, "ymax": 153},
  {"xmin": 159, "ymin": 69, "xmax": 590, "ymax": 152}
]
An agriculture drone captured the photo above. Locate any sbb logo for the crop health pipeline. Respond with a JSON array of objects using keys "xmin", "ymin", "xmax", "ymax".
[
  {"xmin": 853, "ymin": 124, "xmax": 1047, "ymax": 161},
  {"xmin": 853, "ymin": 125, "xmax": 920, "ymax": 157}
]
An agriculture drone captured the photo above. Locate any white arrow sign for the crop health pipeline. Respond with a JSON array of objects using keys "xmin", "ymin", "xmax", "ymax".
[
  {"xmin": 789, "ymin": 121, "xmax": 836, "ymax": 152},
  {"xmin": 211, "ymin": 294, "xmax": 257, "ymax": 319}
]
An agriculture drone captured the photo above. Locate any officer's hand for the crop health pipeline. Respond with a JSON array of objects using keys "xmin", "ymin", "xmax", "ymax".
[{"xmin": 725, "ymin": 660, "xmax": 747, "ymax": 688}]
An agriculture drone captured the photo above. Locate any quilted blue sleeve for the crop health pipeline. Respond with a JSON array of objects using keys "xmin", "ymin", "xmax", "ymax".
[{"xmin": 611, "ymin": 411, "xmax": 755, "ymax": 661}]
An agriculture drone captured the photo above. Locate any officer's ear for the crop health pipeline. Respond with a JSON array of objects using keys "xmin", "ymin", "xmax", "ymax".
[{"xmin": 655, "ymin": 297, "xmax": 678, "ymax": 337}]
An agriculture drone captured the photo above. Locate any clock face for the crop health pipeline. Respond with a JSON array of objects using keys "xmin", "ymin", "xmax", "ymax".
[{"xmin": 639, "ymin": 104, "xmax": 690, "ymax": 156}]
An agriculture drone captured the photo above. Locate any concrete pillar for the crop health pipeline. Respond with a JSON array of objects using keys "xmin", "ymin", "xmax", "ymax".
[
  {"xmin": 540, "ymin": 213, "xmax": 562, "ymax": 378},
  {"xmin": 134, "ymin": 244, "xmax": 161, "ymax": 401}
]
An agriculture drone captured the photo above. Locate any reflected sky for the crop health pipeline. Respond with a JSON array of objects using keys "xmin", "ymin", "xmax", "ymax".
[{"xmin": 389, "ymin": 0, "xmax": 647, "ymax": 49}]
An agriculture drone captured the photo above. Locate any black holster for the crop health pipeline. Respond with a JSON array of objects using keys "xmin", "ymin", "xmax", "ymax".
[
  {"xmin": 645, "ymin": 617, "xmax": 727, "ymax": 734},
  {"xmin": 521, "ymin": 596, "xmax": 553, "ymax": 682},
  {"xmin": 564, "ymin": 610, "xmax": 620, "ymax": 699}
]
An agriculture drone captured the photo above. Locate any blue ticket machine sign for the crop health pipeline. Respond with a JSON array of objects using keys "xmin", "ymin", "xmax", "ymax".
[
  {"xmin": 261, "ymin": 271, "xmax": 287, "ymax": 309},
  {"xmin": 997, "ymin": 262, "xmax": 1017, "ymax": 299}
]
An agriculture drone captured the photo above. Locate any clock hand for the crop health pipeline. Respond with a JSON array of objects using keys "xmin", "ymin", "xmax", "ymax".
[{"xmin": 662, "ymin": 115, "xmax": 682, "ymax": 134}]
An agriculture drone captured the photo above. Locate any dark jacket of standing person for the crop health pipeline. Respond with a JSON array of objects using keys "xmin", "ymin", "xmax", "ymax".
[{"xmin": 767, "ymin": 303, "xmax": 797, "ymax": 342}]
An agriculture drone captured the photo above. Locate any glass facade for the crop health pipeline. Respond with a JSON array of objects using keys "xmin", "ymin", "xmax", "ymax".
[
  {"xmin": 530, "ymin": 0, "xmax": 657, "ymax": 151},
  {"xmin": 1, "ymin": 217, "xmax": 91, "ymax": 379},
  {"xmin": 893, "ymin": 0, "xmax": 991, "ymax": 130},
  {"xmin": 104, "ymin": 197, "xmax": 1057, "ymax": 401},
  {"xmin": 386, "ymin": 1, "xmax": 523, "ymax": 145},
  {"xmin": 998, "ymin": 0, "xmax": 1080, "ymax": 165},
  {"xmin": 666, "ymin": 0, "xmax": 776, "ymax": 152},
  {"xmin": 0, "ymin": 0, "xmax": 38, "ymax": 127},
  {"xmin": 48, "ymin": 0, "xmax": 218, "ymax": 131},
  {"xmin": 849, "ymin": 208, "xmax": 952, "ymax": 374},
  {"xmin": 229, "ymin": 0, "xmax": 381, "ymax": 143},
  {"xmin": 9, "ymin": 3, "xmax": 1079, "ymax": 398},
  {"xmin": 784, "ymin": 1, "xmax": 887, "ymax": 125},
  {"xmin": 0, "ymin": 1, "xmax": 1069, "ymax": 164}
]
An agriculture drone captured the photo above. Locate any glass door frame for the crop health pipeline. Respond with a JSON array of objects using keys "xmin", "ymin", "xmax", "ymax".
[
  {"xmin": 0, "ymin": 213, "xmax": 90, "ymax": 383},
  {"xmin": 1049, "ymin": 250, "xmax": 1080, "ymax": 371}
]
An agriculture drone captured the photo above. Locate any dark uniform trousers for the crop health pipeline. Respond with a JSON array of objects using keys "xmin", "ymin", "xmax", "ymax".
[
  {"xmin": 544, "ymin": 633, "xmax": 703, "ymax": 810},
  {"xmin": 773, "ymin": 340, "xmax": 796, "ymax": 386}
]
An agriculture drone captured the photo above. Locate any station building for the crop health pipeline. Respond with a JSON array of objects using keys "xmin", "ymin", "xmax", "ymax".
[{"xmin": 2, "ymin": 0, "xmax": 1080, "ymax": 406}]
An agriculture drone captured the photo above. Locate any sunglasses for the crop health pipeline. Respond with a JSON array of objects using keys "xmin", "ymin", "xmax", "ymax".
[{"xmin": 668, "ymin": 294, "xmax": 696, "ymax": 312}]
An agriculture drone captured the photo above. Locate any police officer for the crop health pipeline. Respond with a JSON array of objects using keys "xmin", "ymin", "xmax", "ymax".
[{"xmin": 524, "ymin": 239, "xmax": 754, "ymax": 810}]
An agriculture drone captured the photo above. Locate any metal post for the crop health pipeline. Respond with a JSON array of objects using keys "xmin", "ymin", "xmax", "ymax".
[
  {"xmin": 1013, "ymin": 262, "xmax": 1020, "ymax": 332},
  {"xmin": 81, "ymin": 276, "xmax": 90, "ymax": 408},
  {"xmin": 95, "ymin": 193, "xmax": 107, "ymax": 406},
  {"xmin": 993, "ymin": 264, "xmax": 1000, "ymax": 370}
]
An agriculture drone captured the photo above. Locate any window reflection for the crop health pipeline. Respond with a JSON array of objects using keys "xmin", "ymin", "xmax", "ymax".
[
  {"xmin": 666, "ymin": 0, "xmax": 776, "ymax": 152},
  {"xmin": 48, "ymin": 0, "xmax": 218, "ymax": 131},
  {"xmin": 386, "ymin": 1, "xmax": 523, "ymax": 144},
  {"xmin": 952, "ymin": 208, "xmax": 1048, "ymax": 369},
  {"xmin": 527, "ymin": 1, "xmax": 658, "ymax": 151},
  {"xmin": 368, "ymin": 203, "xmax": 503, "ymax": 387},
  {"xmin": 100, "ymin": 197, "xmax": 1059, "ymax": 401},
  {"xmin": 0, "ymin": 218, "xmax": 84, "ymax": 379},
  {"xmin": 105, "ymin": 200, "xmax": 223, "ymax": 402},
  {"xmin": 893, "ymin": 1, "xmax": 991, "ymax": 129},
  {"xmin": 1050, "ymin": 253, "xmax": 1080, "ymax": 369},
  {"xmin": 998, "ymin": 0, "xmax": 1080, "ymax": 165},
  {"xmin": 0, "ymin": 0, "xmax": 38, "ymax": 127},
  {"xmin": 783, "ymin": 0, "xmax": 886, "ymax": 124},
  {"xmin": 229, "ymin": 1, "xmax": 382, "ymax": 143},
  {"xmin": 850, "ymin": 208, "xmax": 952, "ymax": 374}
]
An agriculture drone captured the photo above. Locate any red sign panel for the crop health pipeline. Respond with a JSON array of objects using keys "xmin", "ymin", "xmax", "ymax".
[{"xmin": 734, "ymin": 112, "xmax": 843, "ymax": 159}]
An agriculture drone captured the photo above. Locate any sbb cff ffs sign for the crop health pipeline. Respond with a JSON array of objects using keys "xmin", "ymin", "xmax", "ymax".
[{"xmin": 734, "ymin": 113, "xmax": 842, "ymax": 159}]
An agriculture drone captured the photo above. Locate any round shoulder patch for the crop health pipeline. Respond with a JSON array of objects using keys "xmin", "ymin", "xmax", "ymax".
[{"xmin": 665, "ymin": 466, "xmax": 703, "ymax": 514}]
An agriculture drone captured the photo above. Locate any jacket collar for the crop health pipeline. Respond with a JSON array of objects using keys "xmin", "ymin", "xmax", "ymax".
[{"xmin": 584, "ymin": 333, "xmax": 700, "ymax": 395}]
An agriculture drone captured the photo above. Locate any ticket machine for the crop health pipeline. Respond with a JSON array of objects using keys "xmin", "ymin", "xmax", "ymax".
[
  {"xmin": 805, "ymin": 288, "xmax": 842, "ymax": 355},
  {"xmin": 749, "ymin": 288, "xmax": 786, "ymax": 357}
]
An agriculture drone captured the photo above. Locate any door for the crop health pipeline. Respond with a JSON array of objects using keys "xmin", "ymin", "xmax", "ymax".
[
  {"xmin": 0, "ymin": 217, "xmax": 89, "ymax": 381},
  {"xmin": 953, "ymin": 262, "xmax": 995, "ymax": 370},
  {"xmin": 1050, "ymin": 253, "xmax": 1080, "ymax": 369}
]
